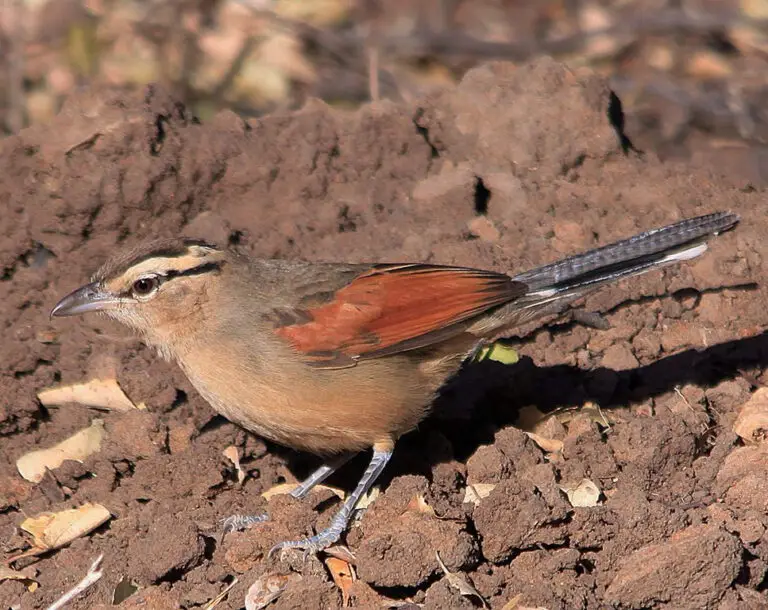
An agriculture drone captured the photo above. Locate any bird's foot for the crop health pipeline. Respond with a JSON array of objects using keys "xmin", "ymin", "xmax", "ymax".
[
  {"xmin": 221, "ymin": 513, "xmax": 269, "ymax": 533},
  {"xmin": 268, "ymin": 517, "xmax": 345, "ymax": 561}
]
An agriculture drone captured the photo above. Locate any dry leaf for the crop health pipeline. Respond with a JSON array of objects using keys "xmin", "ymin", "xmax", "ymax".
[
  {"xmin": 21, "ymin": 503, "xmax": 111, "ymax": 552},
  {"xmin": 326, "ymin": 557, "xmax": 355, "ymax": 606},
  {"xmin": 273, "ymin": 0, "xmax": 351, "ymax": 26},
  {"xmin": 435, "ymin": 551, "xmax": 487, "ymax": 607},
  {"xmin": 501, "ymin": 594, "xmax": 524, "ymax": 610},
  {"xmin": 0, "ymin": 566, "xmax": 38, "ymax": 591},
  {"xmin": 261, "ymin": 482, "xmax": 300, "ymax": 500},
  {"xmin": 531, "ymin": 414, "xmax": 566, "ymax": 440},
  {"xmin": 516, "ymin": 405, "xmax": 549, "ymax": 430},
  {"xmin": 354, "ymin": 486, "xmax": 379, "ymax": 511},
  {"xmin": 261, "ymin": 482, "xmax": 345, "ymax": 501},
  {"xmin": 38, "ymin": 378, "xmax": 140, "ymax": 411},
  {"xmin": 524, "ymin": 431, "xmax": 564, "ymax": 454},
  {"xmin": 687, "ymin": 51, "xmax": 733, "ymax": 79},
  {"xmin": 561, "ymin": 479, "xmax": 601, "ymax": 508},
  {"xmin": 245, "ymin": 573, "xmax": 298, "ymax": 610},
  {"xmin": 405, "ymin": 494, "xmax": 436, "ymax": 517},
  {"xmin": 734, "ymin": 388, "xmax": 768, "ymax": 444},
  {"xmin": 16, "ymin": 419, "xmax": 105, "ymax": 483},
  {"xmin": 324, "ymin": 545, "xmax": 357, "ymax": 565},
  {"xmin": 223, "ymin": 446, "xmax": 245, "ymax": 485},
  {"xmin": 36, "ymin": 330, "xmax": 58, "ymax": 344},
  {"xmin": 581, "ymin": 402, "xmax": 611, "ymax": 428},
  {"xmin": 475, "ymin": 342, "xmax": 519, "ymax": 364},
  {"xmin": 112, "ymin": 576, "xmax": 139, "ymax": 605},
  {"xmin": 501, "ymin": 594, "xmax": 549, "ymax": 610},
  {"xmin": 463, "ymin": 483, "xmax": 496, "ymax": 506}
]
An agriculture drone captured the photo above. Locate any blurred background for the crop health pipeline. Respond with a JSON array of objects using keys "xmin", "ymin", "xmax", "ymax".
[{"xmin": 2, "ymin": 0, "xmax": 768, "ymax": 171}]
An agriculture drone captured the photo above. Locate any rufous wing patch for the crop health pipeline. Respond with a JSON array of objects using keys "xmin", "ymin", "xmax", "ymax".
[{"xmin": 272, "ymin": 264, "xmax": 525, "ymax": 366}]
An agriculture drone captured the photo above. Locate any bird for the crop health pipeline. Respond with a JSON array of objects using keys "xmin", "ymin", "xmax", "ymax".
[{"xmin": 51, "ymin": 211, "xmax": 739, "ymax": 556}]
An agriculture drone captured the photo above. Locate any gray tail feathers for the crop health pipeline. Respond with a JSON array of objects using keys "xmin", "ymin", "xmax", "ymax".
[{"xmin": 511, "ymin": 211, "xmax": 739, "ymax": 306}]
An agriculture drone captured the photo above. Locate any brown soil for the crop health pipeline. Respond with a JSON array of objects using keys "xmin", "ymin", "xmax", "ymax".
[{"xmin": 1, "ymin": 58, "xmax": 767, "ymax": 609}]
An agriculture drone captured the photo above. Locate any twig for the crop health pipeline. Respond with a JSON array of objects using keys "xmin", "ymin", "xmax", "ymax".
[{"xmin": 46, "ymin": 554, "xmax": 104, "ymax": 610}]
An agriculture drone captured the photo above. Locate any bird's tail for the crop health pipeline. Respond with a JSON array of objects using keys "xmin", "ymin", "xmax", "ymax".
[{"xmin": 511, "ymin": 211, "xmax": 739, "ymax": 309}]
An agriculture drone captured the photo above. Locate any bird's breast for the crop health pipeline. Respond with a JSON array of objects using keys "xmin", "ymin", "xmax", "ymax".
[{"xmin": 174, "ymin": 338, "xmax": 438, "ymax": 455}]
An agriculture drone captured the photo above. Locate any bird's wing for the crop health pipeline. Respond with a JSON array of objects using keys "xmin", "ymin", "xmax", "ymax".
[{"xmin": 268, "ymin": 264, "xmax": 525, "ymax": 368}]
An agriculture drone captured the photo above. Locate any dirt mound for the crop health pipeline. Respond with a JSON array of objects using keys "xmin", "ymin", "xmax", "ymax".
[{"xmin": 1, "ymin": 58, "xmax": 766, "ymax": 609}]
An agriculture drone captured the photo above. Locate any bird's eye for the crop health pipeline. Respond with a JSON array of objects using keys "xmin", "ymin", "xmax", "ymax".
[{"xmin": 132, "ymin": 276, "xmax": 159, "ymax": 297}]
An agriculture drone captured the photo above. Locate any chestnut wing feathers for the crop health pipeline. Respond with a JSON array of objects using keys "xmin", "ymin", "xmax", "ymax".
[{"xmin": 270, "ymin": 264, "xmax": 525, "ymax": 367}]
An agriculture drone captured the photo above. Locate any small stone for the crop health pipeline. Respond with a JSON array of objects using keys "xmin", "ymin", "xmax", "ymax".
[{"xmin": 600, "ymin": 343, "xmax": 640, "ymax": 371}]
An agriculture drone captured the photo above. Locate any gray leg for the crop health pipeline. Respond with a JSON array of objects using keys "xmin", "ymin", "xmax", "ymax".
[
  {"xmin": 269, "ymin": 447, "xmax": 393, "ymax": 557},
  {"xmin": 221, "ymin": 454, "xmax": 354, "ymax": 533},
  {"xmin": 290, "ymin": 453, "xmax": 354, "ymax": 499}
]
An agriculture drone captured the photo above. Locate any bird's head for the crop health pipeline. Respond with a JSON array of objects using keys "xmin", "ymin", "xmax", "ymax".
[{"xmin": 51, "ymin": 239, "xmax": 227, "ymax": 355}]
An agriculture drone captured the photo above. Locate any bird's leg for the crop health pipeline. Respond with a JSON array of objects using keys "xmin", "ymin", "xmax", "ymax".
[
  {"xmin": 221, "ymin": 453, "xmax": 355, "ymax": 533},
  {"xmin": 269, "ymin": 443, "xmax": 394, "ymax": 558},
  {"xmin": 289, "ymin": 453, "xmax": 355, "ymax": 499}
]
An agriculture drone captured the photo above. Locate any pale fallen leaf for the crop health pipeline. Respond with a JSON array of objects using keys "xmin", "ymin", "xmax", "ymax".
[
  {"xmin": 326, "ymin": 557, "xmax": 355, "ymax": 606},
  {"xmin": 734, "ymin": 387, "xmax": 768, "ymax": 444},
  {"xmin": 203, "ymin": 577, "xmax": 238, "ymax": 609},
  {"xmin": 560, "ymin": 479, "xmax": 602, "ymax": 508},
  {"xmin": 580, "ymin": 402, "xmax": 611, "ymax": 428},
  {"xmin": 435, "ymin": 551, "xmax": 487, "ymax": 607},
  {"xmin": 475, "ymin": 342, "xmax": 519, "ymax": 365},
  {"xmin": 530, "ymin": 414, "xmax": 567, "ymax": 440},
  {"xmin": 273, "ymin": 0, "xmax": 351, "ymax": 26},
  {"xmin": 112, "ymin": 576, "xmax": 139, "ymax": 605},
  {"xmin": 406, "ymin": 494, "xmax": 436, "ymax": 517},
  {"xmin": 0, "ymin": 566, "xmax": 38, "ymax": 591},
  {"xmin": 501, "ymin": 594, "xmax": 549, "ymax": 610},
  {"xmin": 36, "ymin": 330, "xmax": 58, "ymax": 344},
  {"xmin": 552, "ymin": 402, "xmax": 610, "ymax": 429},
  {"xmin": 245, "ymin": 573, "xmax": 299, "ymax": 610},
  {"xmin": 501, "ymin": 594, "xmax": 523, "ymax": 610},
  {"xmin": 223, "ymin": 446, "xmax": 246, "ymax": 485},
  {"xmin": 516, "ymin": 405, "xmax": 549, "ymax": 431},
  {"xmin": 687, "ymin": 51, "xmax": 733, "ymax": 79},
  {"xmin": 354, "ymin": 486, "xmax": 379, "ymax": 512},
  {"xmin": 524, "ymin": 431, "xmax": 564, "ymax": 454},
  {"xmin": 324, "ymin": 545, "xmax": 357, "ymax": 565},
  {"xmin": 38, "ymin": 378, "xmax": 141, "ymax": 411},
  {"xmin": 16, "ymin": 419, "xmax": 105, "ymax": 483},
  {"xmin": 21, "ymin": 503, "xmax": 111, "ymax": 552},
  {"xmin": 261, "ymin": 482, "xmax": 345, "ymax": 501},
  {"xmin": 463, "ymin": 483, "xmax": 496, "ymax": 506}
]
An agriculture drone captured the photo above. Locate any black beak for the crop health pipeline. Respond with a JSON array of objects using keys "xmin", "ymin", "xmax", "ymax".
[{"xmin": 50, "ymin": 282, "xmax": 123, "ymax": 318}]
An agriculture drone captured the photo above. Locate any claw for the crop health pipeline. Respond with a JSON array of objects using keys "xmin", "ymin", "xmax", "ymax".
[
  {"xmin": 268, "ymin": 529, "xmax": 340, "ymax": 560},
  {"xmin": 268, "ymin": 448, "xmax": 393, "ymax": 561},
  {"xmin": 220, "ymin": 513, "xmax": 269, "ymax": 533}
]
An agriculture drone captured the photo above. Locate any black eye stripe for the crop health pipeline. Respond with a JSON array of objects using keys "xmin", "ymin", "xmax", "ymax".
[
  {"xmin": 120, "ymin": 261, "xmax": 223, "ymax": 298},
  {"xmin": 164, "ymin": 261, "xmax": 222, "ymax": 280}
]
